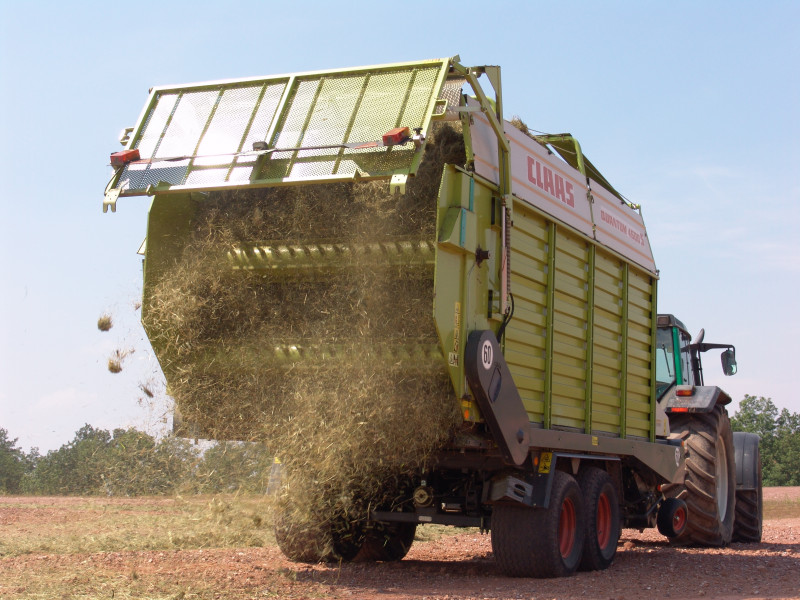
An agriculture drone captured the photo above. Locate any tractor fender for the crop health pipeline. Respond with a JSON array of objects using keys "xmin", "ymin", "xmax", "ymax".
[{"xmin": 663, "ymin": 385, "xmax": 731, "ymax": 414}]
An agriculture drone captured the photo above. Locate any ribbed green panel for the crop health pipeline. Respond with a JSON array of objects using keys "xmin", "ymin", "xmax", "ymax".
[
  {"xmin": 551, "ymin": 230, "xmax": 589, "ymax": 430},
  {"xmin": 506, "ymin": 204, "xmax": 549, "ymax": 424},
  {"xmin": 494, "ymin": 193, "xmax": 656, "ymax": 439},
  {"xmin": 590, "ymin": 252, "xmax": 623, "ymax": 435},
  {"xmin": 624, "ymin": 268, "xmax": 655, "ymax": 438}
]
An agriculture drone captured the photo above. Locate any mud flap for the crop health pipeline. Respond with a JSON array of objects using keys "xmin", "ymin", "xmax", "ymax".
[{"xmin": 465, "ymin": 330, "xmax": 530, "ymax": 465}]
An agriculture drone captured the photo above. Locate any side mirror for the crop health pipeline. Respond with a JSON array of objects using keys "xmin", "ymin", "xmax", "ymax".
[{"xmin": 721, "ymin": 348, "xmax": 737, "ymax": 376}]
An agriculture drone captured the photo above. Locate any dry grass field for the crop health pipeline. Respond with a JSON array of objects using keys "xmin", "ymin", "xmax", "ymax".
[{"xmin": 1, "ymin": 489, "xmax": 798, "ymax": 599}]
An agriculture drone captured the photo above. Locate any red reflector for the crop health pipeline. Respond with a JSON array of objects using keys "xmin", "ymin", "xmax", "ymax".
[
  {"xmin": 110, "ymin": 149, "xmax": 140, "ymax": 167},
  {"xmin": 382, "ymin": 127, "xmax": 410, "ymax": 146},
  {"xmin": 670, "ymin": 407, "xmax": 690, "ymax": 412},
  {"xmin": 675, "ymin": 385, "xmax": 695, "ymax": 397}
]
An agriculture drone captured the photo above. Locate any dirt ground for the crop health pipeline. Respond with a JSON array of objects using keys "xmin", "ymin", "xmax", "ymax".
[{"xmin": 1, "ymin": 488, "xmax": 799, "ymax": 600}]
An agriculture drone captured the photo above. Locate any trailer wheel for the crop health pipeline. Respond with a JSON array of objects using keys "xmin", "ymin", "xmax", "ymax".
[
  {"xmin": 577, "ymin": 467, "xmax": 620, "ymax": 571},
  {"xmin": 274, "ymin": 512, "xmax": 328, "ymax": 563},
  {"xmin": 356, "ymin": 521, "xmax": 417, "ymax": 562},
  {"xmin": 666, "ymin": 404, "xmax": 736, "ymax": 546},
  {"xmin": 329, "ymin": 516, "xmax": 366, "ymax": 561},
  {"xmin": 492, "ymin": 470, "xmax": 585, "ymax": 577},
  {"xmin": 274, "ymin": 508, "xmax": 364, "ymax": 563},
  {"xmin": 732, "ymin": 432, "xmax": 763, "ymax": 543}
]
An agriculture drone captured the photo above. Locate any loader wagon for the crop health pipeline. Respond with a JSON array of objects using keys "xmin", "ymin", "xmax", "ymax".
[{"xmin": 104, "ymin": 56, "xmax": 762, "ymax": 577}]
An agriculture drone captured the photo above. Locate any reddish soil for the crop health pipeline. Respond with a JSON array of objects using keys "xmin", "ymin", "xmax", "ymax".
[{"xmin": 2, "ymin": 489, "xmax": 799, "ymax": 600}]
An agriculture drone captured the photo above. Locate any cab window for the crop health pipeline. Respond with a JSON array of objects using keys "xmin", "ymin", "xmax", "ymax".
[{"xmin": 655, "ymin": 327, "xmax": 677, "ymax": 399}]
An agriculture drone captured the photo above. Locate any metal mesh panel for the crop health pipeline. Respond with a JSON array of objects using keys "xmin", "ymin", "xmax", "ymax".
[
  {"xmin": 437, "ymin": 78, "xmax": 466, "ymax": 115},
  {"xmin": 228, "ymin": 166, "xmax": 254, "ymax": 182},
  {"xmin": 113, "ymin": 60, "xmax": 448, "ymax": 195},
  {"xmin": 155, "ymin": 91, "xmax": 217, "ymax": 159},
  {"xmin": 273, "ymin": 79, "xmax": 320, "ymax": 150},
  {"xmin": 185, "ymin": 167, "xmax": 232, "ymax": 186},
  {"xmin": 135, "ymin": 94, "xmax": 178, "ymax": 158},
  {"xmin": 400, "ymin": 68, "xmax": 441, "ymax": 126},
  {"xmin": 139, "ymin": 160, "xmax": 191, "ymax": 190},
  {"xmin": 261, "ymin": 66, "xmax": 443, "ymax": 181},
  {"xmin": 345, "ymin": 71, "xmax": 415, "ymax": 146},
  {"xmin": 194, "ymin": 86, "xmax": 263, "ymax": 166},
  {"xmin": 237, "ymin": 82, "xmax": 287, "ymax": 161},
  {"xmin": 297, "ymin": 76, "xmax": 366, "ymax": 156}
]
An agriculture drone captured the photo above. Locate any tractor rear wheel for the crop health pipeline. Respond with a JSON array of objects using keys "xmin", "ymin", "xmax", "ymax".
[
  {"xmin": 666, "ymin": 404, "xmax": 736, "ymax": 545},
  {"xmin": 577, "ymin": 467, "xmax": 620, "ymax": 571},
  {"xmin": 732, "ymin": 432, "xmax": 763, "ymax": 543},
  {"xmin": 492, "ymin": 470, "xmax": 585, "ymax": 577}
]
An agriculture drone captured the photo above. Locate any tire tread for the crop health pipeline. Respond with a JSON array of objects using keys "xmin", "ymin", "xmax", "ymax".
[{"xmin": 666, "ymin": 405, "xmax": 736, "ymax": 546}]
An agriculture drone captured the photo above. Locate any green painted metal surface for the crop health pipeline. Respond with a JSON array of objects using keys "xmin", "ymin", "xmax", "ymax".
[{"xmin": 494, "ymin": 193, "xmax": 656, "ymax": 440}]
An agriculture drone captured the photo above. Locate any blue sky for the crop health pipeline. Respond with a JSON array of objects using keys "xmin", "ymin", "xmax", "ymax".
[{"xmin": 1, "ymin": 1, "xmax": 798, "ymax": 452}]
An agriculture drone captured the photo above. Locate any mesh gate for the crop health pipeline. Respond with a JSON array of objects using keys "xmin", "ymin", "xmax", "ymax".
[{"xmin": 112, "ymin": 59, "xmax": 451, "ymax": 196}]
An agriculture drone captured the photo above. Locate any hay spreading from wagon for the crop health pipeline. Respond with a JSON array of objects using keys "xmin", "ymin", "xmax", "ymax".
[{"xmin": 142, "ymin": 124, "xmax": 466, "ymax": 553}]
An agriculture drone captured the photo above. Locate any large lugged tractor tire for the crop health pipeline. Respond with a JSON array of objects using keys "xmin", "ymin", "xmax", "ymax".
[
  {"xmin": 666, "ymin": 404, "xmax": 736, "ymax": 546},
  {"xmin": 356, "ymin": 521, "xmax": 417, "ymax": 562},
  {"xmin": 492, "ymin": 470, "xmax": 585, "ymax": 578},
  {"xmin": 576, "ymin": 467, "xmax": 620, "ymax": 571},
  {"xmin": 732, "ymin": 432, "xmax": 763, "ymax": 543}
]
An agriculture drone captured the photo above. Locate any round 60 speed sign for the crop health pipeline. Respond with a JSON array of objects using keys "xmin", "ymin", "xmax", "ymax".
[{"xmin": 481, "ymin": 339, "xmax": 493, "ymax": 370}]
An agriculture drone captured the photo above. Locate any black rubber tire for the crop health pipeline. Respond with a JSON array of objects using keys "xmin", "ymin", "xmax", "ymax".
[
  {"xmin": 666, "ymin": 405, "xmax": 736, "ymax": 546},
  {"xmin": 657, "ymin": 497, "xmax": 689, "ymax": 539},
  {"xmin": 733, "ymin": 488, "xmax": 762, "ymax": 543},
  {"xmin": 355, "ymin": 521, "xmax": 416, "ymax": 562},
  {"xmin": 329, "ymin": 515, "xmax": 366, "ymax": 561},
  {"xmin": 274, "ymin": 512, "xmax": 329, "ymax": 563},
  {"xmin": 274, "ymin": 507, "xmax": 364, "ymax": 563},
  {"xmin": 732, "ymin": 432, "xmax": 763, "ymax": 543},
  {"xmin": 492, "ymin": 470, "xmax": 585, "ymax": 578},
  {"xmin": 576, "ymin": 467, "xmax": 620, "ymax": 571}
]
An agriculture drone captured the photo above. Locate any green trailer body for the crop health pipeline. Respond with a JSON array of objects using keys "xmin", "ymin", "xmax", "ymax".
[
  {"xmin": 105, "ymin": 56, "xmax": 661, "ymax": 443},
  {"xmin": 105, "ymin": 56, "xmax": 752, "ymax": 576}
]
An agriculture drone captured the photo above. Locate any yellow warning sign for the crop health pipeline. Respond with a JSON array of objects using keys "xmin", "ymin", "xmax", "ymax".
[{"xmin": 538, "ymin": 451, "xmax": 553, "ymax": 474}]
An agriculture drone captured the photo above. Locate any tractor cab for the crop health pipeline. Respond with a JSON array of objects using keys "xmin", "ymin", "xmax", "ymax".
[{"xmin": 655, "ymin": 314, "xmax": 737, "ymax": 401}]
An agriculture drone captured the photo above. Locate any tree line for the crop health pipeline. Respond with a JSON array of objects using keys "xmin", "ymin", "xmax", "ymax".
[
  {"xmin": 1, "ymin": 395, "xmax": 799, "ymax": 495},
  {"xmin": 0, "ymin": 424, "xmax": 274, "ymax": 496},
  {"xmin": 730, "ymin": 395, "xmax": 800, "ymax": 486}
]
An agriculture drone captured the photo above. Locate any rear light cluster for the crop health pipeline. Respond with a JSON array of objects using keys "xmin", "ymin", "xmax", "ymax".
[
  {"xmin": 110, "ymin": 149, "xmax": 140, "ymax": 167},
  {"xmin": 382, "ymin": 127, "xmax": 410, "ymax": 146}
]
